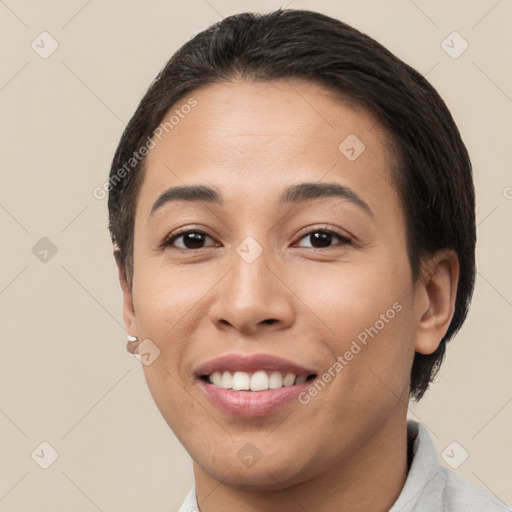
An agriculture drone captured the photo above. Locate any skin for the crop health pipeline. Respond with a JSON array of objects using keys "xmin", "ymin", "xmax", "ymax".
[{"xmin": 116, "ymin": 78, "xmax": 459, "ymax": 511}]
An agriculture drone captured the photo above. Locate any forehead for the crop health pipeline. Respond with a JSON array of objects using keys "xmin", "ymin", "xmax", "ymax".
[{"xmin": 138, "ymin": 78, "xmax": 400, "ymax": 221}]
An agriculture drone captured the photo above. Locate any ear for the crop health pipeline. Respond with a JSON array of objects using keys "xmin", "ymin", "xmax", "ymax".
[
  {"xmin": 114, "ymin": 250, "xmax": 139, "ymax": 354},
  {"xmin": 414, "ymin": 249, "xmax": 460, "ymax": 355}
]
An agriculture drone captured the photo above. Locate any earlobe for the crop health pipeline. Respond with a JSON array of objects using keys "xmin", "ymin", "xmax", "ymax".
[
  {"xmin": 414, "ymin": 250, "xmax": 459, "ymax": 355},
  {"xmin": 114, "ymin": 249, "xmax": 138, "ymax": 346}
]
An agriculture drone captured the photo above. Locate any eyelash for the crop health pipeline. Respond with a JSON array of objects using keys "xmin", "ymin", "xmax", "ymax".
[{"xmin": 160, "ymin": 226, "xmax": 352, "ymax": 250}]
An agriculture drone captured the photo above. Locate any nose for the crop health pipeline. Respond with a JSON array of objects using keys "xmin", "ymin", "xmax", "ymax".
[{"xmin": 209, "ymin": 246, "xmax": 295, "ymax": 335}]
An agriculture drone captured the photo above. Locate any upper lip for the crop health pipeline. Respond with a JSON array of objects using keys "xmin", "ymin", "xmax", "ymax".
[{"xmin": 195, "ymin": 353, "xmax": 317, "ymax": 378}]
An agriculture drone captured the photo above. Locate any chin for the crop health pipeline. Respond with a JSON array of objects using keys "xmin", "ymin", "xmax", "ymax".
[{"xmin": 196, "ymin": 450, "xmax": 315, "ymax": 491}]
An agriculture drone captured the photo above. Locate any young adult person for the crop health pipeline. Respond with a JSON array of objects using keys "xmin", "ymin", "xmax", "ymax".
[{"xmin": 107, "ymin": 9, "xmax": 509, "ymax": 511}]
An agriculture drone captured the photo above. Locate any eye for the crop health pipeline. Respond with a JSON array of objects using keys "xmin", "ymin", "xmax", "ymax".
[
  {"xmin": 295, "ymin": 228, "xmax": 351, "ymax": 249},
  {"xmin": 161, "ymin": 229, "xmax": 218, "ymax": 250},
  {"xmin": 161, "ymin": 227, "xmax": 352, "ymax": 251}
]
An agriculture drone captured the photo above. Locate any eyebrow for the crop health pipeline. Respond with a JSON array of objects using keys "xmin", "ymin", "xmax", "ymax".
[{"xmin": 149, "ymin": 182, "xmax": 373, "ymax": 218}]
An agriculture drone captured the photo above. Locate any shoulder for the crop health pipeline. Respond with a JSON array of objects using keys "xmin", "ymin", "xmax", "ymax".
[
  {"xmin": 390, "ymin": 421, "xmax": 510, "ymax": 512},
  {"xmin": 440, "ymin": 467, "xmax": 511, "ymax": 511}
]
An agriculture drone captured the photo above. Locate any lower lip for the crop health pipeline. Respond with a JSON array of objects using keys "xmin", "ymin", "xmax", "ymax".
[{"xmin": 198, "ymin": 378, "xmax": 313, "ymax": 417}]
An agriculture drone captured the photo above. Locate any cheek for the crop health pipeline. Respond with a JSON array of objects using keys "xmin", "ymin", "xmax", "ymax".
[
  {"xmin": 141, "ymin": 362, "xmax": 201, "ymax": 447},
  {"xmin": 295, "ymin": 254, "xmax": 410, "ymax": 336},
  {"xmin": 132, "ymin": 258, "xmax": 214, "ymax": 336},
  {"xmin": 293, "ymin": 255, "xmax": 415, "ymax": 395}
]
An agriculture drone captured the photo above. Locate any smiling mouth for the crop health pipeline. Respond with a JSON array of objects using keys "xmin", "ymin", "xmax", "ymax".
[{"xmin": 200, "ymin": 370, "xmax": 317, "ymax": 391}]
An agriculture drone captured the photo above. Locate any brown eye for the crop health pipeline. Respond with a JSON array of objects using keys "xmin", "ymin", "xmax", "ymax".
[
  {"xmin": 163, "ymin": 230, "xmax": 216, "ymax": 250},
  {"xmin": 296, "ymin": 229, "xmax": 351, "ymax": 249}
]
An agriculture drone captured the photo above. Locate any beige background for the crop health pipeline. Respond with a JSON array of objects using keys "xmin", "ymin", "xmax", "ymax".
[{"xmin": 0, "ymin": 0, "xmax": 511, "ymax": 510}]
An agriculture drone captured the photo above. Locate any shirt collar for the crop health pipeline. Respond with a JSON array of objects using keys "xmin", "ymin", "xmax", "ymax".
[{"xmin": 388, "ymin": 420, "xmax": 445, "ymax": 511}]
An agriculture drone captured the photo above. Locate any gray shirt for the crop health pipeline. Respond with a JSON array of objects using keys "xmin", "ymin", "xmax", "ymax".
[{"xmin": 178, "ymin": 420, "xmax": 510, "ymax": 511}]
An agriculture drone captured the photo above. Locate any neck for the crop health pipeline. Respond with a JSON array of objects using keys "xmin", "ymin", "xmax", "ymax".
[{"xmin": 192, "ymin": 408, "xmax": 410, "ymax": 512}]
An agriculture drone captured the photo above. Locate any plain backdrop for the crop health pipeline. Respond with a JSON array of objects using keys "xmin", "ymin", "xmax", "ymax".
[{"xmin": 0, "ymin": 0, "xmax": 511, "ymax": 510}]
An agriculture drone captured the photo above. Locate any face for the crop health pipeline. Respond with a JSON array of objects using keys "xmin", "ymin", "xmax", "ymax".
[{"xmin": 120, "ymin": 79, "xmax": 439, "ymax": 490}]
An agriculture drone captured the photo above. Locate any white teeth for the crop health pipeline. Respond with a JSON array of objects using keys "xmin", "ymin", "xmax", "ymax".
[
  {"xmin": 211, "ymin": 371, "xmax": 223, "ymax": 387},
  {"xmin": 250, "ymin": 371, "xmax": 269, "ymax": 391},
  {"xmin": 220, "ymin": 371, "xmax": 232, "ymax": 389},
  {"xmin": 232, "ymin": 371, "xmax": 250, "ymax": 390},
  {"xmin": 207, "ymin": 370, "xmax": 310, "ymax": 391},
  {"xmin": 268, "ymin": 371, "xmax": 283, "ymax": 389},
  {"xmin": 283, "ymin": 373, "xmax": 296, "ymax": 386}
]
